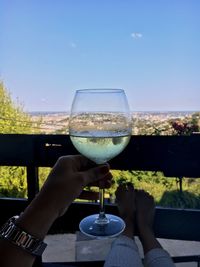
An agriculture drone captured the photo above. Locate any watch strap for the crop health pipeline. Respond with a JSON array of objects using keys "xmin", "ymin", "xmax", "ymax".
[{"xmin": 0, "ymin": 215, "xmax": 47, "ymax": 256}]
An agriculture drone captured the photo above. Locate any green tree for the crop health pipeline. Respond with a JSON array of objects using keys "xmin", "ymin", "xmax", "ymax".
[
  {"xmin": 0, "ymin": 82, "xmax": 42, "ymax": 197},
  {"xmin": 0, "ymin": 82, "xmax": 40, "ymax": 134}
]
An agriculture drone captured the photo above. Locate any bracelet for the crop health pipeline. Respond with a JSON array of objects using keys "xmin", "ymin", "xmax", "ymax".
[{"xmin": 0, "ymin": 215, "xmax": 47, "ymax": 257}]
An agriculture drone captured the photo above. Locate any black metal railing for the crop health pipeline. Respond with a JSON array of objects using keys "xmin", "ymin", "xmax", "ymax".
[{"xmin": 0, "ymin": 134, "xmax": 200, "ymax": 266}]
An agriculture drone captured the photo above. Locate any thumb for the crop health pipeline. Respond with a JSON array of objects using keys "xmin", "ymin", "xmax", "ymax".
[{"xmin": 83, "ymin": 164, "xmax": 110, "ymax": 185}]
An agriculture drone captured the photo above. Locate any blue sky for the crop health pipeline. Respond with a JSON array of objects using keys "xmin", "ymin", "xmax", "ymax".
[{"xmin": 1, "ymin": 0, "xmax": 200, "ymax": 112}]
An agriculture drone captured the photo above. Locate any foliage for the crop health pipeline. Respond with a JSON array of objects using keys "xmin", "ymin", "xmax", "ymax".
[
  {"xmin": 133, "ymin": 112, "xmax": 200, "ymax": 135},
  {"xmin": 159, "ymin": 190, "xmax": 200, "ymax": 209},
  {"xmin": 108, "ymin": 170, "xmax": 200, "ymax": 209},
  {"xmin": 0, "ymin": 82, "xmax": 42, "ymax": 197},
  {"xmin": 0, "ymin": 166, "xmax": 27, "ymax": 197},
  {"xmin": 0, "ymin": 82, "xmax": 40, "ymax": 134},
  {"xmin": 38, "ymin": 167, "xmax": 51, "ymax": 189},
  {"xmin": 170, "ymin": 120, "xmax": 199, "ymax": 135}
]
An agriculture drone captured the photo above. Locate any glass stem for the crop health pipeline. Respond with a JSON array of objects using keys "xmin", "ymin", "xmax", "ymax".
[{"xmin": 99, "ymin": 188, "xmax": 106, "ymax": 219}]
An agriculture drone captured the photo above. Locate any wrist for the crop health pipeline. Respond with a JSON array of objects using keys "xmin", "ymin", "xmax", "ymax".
[
  {"xmin": 0, "ymin": 216, "xmax": 47, "ymax": 257},
  {"xmin": 16, "ymin": 189, "xmax": 60, "ymax": 240},
  {"xmin": 40, "ymin": 181, "xmax": 72, "ymax": 217}
]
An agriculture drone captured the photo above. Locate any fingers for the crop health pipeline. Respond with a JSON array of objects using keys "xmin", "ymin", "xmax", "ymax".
[
  {"xmin": 81, "ymin": 164, "xmax": 112, "ymax": 188},
  {"xmin": 57, "ymin": 155, "xmax": 96, "ymax": 171},
  {"xmin": 98, "ymin": 172, "xmax": 113, "ymax": 189},
  {"xmin": 56, "ymin": 155, "xmax": 112, "ymax": 189},
  {"xmin": 73, "ymin": 155, "xmax": 97, "ymax": 170}
]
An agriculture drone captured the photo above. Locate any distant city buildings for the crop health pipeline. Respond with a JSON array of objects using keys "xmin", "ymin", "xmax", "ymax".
[{"xmin": 30, "ymin": 111, "xmax": 200, "ymax": 135}]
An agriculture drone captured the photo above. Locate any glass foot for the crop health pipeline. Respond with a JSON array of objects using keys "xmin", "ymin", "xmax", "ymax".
[{"xmin": 79, "ymin": 214, "xmax": 125, "ymax": 238}]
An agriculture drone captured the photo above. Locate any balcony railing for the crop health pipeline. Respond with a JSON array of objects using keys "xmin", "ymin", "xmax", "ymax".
[{"xmin": 0, "ymin": 134, "xmax": 200, "ymax": 266}]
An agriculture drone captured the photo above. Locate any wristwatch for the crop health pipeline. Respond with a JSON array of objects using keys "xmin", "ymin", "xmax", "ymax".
[{"xmin": 0, "ymin": 215, "xmax": 47, "ymax": 256}]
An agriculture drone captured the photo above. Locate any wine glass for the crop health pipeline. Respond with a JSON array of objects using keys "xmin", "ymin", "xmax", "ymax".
[{"xmin": 69, "ymin": 89, "xmax": 132, "ymax": 238}]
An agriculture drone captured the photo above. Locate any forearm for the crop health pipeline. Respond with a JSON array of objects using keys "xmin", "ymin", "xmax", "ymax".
[
  {"xmin": 0, "ymin": 155, "xmax": 111, "ymax": 267},
  {"xmin": 16, "ymin": 185, "xmax": 60, "ymax": 239},
  {"xmin": 0, "ymin": 185, "xmax": 66, "ymax": 267}
]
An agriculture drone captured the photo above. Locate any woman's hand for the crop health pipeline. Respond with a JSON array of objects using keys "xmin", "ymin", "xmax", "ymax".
[
  {"xmin": 41, "ymin": 155, "xmax": 112, "ymax": 217},
  {"xmin": 15, "ymin": 155, "xmax": 112, "ymax": 240}
]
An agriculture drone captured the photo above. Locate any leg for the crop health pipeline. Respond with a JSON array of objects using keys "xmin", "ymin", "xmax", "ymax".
[
  {"xmin": 104, "ymin": 184, "xmax": 143, "ymax": 267},
  {"xmin": 136, "ymin": 190, "xmax": 175, "ymax": 267}
]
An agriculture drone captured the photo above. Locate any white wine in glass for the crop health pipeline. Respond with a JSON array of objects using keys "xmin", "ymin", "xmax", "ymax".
[{"xmin": 69, "ymin": 89, "xmax": 132, "ymax": 237}]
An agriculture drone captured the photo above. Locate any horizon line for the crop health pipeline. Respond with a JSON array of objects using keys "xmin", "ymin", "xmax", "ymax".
[{"xmin": 28, "ymin": 110, "xmax": 200, "ymax": 114}]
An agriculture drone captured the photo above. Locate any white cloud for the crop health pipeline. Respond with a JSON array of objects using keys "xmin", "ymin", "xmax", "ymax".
[
  {"xmin": 69, "ymin": 42, "xmax": 77, "ymax": 48},
  {"xmin": 131, "ymin": 32, "xmax": 143, "ymax": 39}
]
